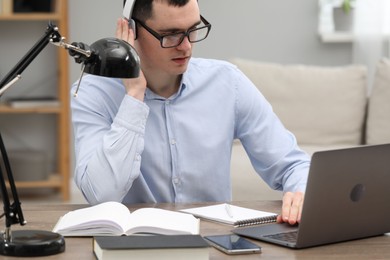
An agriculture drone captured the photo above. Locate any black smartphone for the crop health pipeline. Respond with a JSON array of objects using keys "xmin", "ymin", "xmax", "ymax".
[{"xmin": 204, "ymin": 234, "xmax": 261, "ymax": 255}]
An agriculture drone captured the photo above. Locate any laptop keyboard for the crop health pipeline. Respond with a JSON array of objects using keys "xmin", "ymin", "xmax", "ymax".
[{"xmin": 264, "ymin": 230, "xmax": 298, "ymax": 243}]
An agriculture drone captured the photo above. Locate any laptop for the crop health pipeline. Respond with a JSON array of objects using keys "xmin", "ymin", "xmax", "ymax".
[{"xmin": 233, "ymin": 144, "xmax": 390, "ymax": 249}]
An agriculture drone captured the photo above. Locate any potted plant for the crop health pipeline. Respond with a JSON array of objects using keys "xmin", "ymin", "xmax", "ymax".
[
  {"xmin": 334, "ymin": 0, "xmax": 356, "ymax": 31},
  {"xmin": 342, "ymin": 0, "xmax": 354, "ymax": 13}
]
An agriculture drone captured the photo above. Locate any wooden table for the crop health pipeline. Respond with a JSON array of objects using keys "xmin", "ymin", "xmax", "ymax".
[{"xmin": 2, "ymin": 201, "xmax": 390, "ymax": 259}]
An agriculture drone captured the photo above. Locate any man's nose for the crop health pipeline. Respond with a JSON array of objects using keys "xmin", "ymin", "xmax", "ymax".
[{"xmin": 176, "ymin": 35, "xmax": 192, "ymax": 50}]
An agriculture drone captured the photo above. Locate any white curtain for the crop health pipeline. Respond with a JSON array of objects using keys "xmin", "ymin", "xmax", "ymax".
[{"xmin": 353, "ymin": 0, "xmax": 390, "ymax": 93}]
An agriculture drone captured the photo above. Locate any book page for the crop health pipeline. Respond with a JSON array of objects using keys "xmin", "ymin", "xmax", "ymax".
[
  {"xmin": 53, "ymin": 201, "xmax": 132, "ymax": 235},
  {"xmin": 124, "ymin": 208, "xmax": 200, "ymax": 235}
]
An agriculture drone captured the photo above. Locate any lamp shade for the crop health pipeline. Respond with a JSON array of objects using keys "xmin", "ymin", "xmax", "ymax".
[{"xmin": 84, "ymin": 37, "xmax": 140, "ymax": 78}]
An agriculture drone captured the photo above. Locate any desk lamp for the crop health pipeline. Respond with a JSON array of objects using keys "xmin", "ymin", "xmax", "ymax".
[{"xmin": 0, "ymin": 22, "xmax": 140, "ymax": 257}]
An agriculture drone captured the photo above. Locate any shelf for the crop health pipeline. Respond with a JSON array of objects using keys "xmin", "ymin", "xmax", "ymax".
[
  {"xmin": 7, "ymin": 174, "xmax": 63, "ymax": 188},
  {"xmin": 0, "ymin": 0, "xmax": 70, "ymax": 201},
  {"xmin": 320, "ymin": 32, "xmax": 354, "ymax": 43},
  {"xmin": 320, "ymin": 32, "xmax": 390, "ymax": 43},
  {"xmin": 0, "ymin": 13, "xmax": 60, "ymax": 21},
  {"xmin": 0, "ymin": 104, "xmax": 62, "ymax": 114}
]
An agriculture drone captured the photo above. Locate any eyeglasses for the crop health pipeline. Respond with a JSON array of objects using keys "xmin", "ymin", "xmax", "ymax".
[{"xmin": 133, "ymin": 15, "xmax": 211, "ymax": 48}]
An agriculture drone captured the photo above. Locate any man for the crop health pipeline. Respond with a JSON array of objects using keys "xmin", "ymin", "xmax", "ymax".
[{"xmin": 71, "ymin": 0, "xmax": 310, "ymax": 225}]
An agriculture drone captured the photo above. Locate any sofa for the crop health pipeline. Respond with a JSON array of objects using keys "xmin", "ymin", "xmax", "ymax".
[{"xmin": 230, "ymin": 58, "xmax": 390, "ymax": 201}]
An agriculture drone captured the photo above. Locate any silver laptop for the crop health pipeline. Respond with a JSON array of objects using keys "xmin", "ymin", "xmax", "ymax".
[{"xmin": 233, "ymin": 144, "xmax": 390, "ymax": 248}]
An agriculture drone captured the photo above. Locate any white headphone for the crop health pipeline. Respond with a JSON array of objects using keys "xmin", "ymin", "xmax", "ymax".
[
  {"xmin": 123, "ymin": 0, "xmax": 135, "ymax": 20},
  {"xmin": 123, "ymin": 0, "xmax": 136, "ymax": 38}
]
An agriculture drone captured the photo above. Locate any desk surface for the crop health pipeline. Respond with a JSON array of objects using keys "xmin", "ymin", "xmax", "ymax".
[{"xmin": 3, "ymin": 201, "xmax": 390, "ymax": 259}]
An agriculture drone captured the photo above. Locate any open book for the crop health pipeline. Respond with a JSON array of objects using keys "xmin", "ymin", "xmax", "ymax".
[
  {"xmin": 53, "ymin": 201, "xmax": 200, "ymax": 236},
  {"xmin": 180, "ymin": 203, "xmax": 277, "ymax": 227}
]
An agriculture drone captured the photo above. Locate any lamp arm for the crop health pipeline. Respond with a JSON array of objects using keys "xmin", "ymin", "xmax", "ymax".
[
  {"xmin": 0, "ymin": 23, "xmax": 64, "ymax": 235},
  {"xmin": 0, "ymin": 134, "xmax": 25, "ymax": 233},
  {"xmin": 0, "ymin": 22, "xmax": 59, "ymax": 92},
  {"xmin": 0, "ymin": 21, "xmax": 95, "ymax": 235},
  {"xmin": 51, "ymin": 38, "xmax": 92, "ymax": 63},
  {"xmin": 0, "ymin": 21, "xmax": 93, "ymax": 94}
]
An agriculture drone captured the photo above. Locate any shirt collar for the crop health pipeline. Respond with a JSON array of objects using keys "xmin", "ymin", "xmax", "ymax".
[{"xmin": 144, "ymin": 78, "xmax": 187, "ymax": 101}]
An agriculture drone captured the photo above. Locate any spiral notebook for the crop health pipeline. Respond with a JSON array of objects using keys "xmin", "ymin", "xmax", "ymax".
[{"xmin": 180, "ymin": 203, "xmax": 277, "ymax": 227}]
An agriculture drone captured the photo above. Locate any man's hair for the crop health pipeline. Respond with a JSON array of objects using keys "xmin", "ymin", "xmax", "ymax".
[{"xmin": 123, "ymin": 0, "xmax": 191, "ymax": 21}]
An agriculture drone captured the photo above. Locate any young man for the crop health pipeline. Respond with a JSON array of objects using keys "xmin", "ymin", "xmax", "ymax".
[{"xmin": 71, "ymin": 0, "xmax": 310, "ymax": 225}]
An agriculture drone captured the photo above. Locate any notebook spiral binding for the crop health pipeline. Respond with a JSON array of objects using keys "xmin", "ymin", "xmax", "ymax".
[{"xmin": 234, "ymin": 215, "xmax": 277, "ymax": 227}]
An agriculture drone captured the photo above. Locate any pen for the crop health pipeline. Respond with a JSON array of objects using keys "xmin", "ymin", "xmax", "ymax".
[{"xmin": 225, "ymin": 204, "xmax": 234, "ymax": 218}]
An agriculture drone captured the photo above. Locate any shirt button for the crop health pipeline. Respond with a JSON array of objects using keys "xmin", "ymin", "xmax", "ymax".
[
  {"xmin": 170, "ymin": 139, "xmax": 176, "ymax": 145},
  {"xmin": 173, "ymin": 178, "xmax": 180, "ymax": 184}
]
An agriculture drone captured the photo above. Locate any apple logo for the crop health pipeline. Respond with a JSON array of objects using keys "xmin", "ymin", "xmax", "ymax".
[{"xmin": 350, "ymin": 184, "xmax": 366, "ymax": 202}]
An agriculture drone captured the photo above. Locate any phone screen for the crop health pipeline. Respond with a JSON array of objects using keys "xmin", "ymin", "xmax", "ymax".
[{"xmin": 204, "ymin": 234, "xmax": 261, "ymax": 255}]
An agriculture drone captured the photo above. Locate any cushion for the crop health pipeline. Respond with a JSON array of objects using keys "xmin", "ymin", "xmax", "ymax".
[
  {"xmin": 366, "ymin": 58, "xmax": 390, "ymax": 144},
  {"xmin": 230, "ymin": 58, "xmax": 367, "ymax": 146}
]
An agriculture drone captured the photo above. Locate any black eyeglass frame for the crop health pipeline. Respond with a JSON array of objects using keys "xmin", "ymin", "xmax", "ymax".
[{"xmin": 132, "ymin": 15, "xmax": 211, "ymax": 48}]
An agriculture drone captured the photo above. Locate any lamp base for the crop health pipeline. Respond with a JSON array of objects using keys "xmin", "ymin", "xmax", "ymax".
[{"xmin": 0, "ymin": 230, "xmax": 65, "ymax": 256}]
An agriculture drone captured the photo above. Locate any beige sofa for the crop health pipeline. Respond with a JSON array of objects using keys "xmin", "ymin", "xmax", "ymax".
[{"xmin": 230, "ymin": 58, "xmax": 390, "ymax": 201}]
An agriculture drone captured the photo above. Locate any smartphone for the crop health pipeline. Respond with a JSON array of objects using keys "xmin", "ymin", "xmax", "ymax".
[{"xmin": 204, "ymin": 234, "xmax": 261, "ymax": 255}]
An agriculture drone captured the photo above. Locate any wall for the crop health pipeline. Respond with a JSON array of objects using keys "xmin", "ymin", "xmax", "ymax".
[
  {"xmin": 196, "ymin": 0, "xmax": 353, "ymax": 65},
  {"xmin": 68, "ymin": 0, "xmax": 122, "ymax": 83},
  {"xmin": 68, "ymin": 0, "xmax": 354, "ymax": 83}
]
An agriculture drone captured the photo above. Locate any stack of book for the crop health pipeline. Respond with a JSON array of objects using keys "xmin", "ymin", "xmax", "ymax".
[
  {"xmin": 52, "ymin": 201, "xmax": 209, "ymax": 259},
  {"xmin": 93, "ymin": 235, "xmax": 209, "ymax": 260}
]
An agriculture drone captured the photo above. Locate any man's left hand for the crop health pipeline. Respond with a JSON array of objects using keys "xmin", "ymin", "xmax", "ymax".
[{"xmin": 276, "ymin": 191, "xmax": 304, "ymax": 225}]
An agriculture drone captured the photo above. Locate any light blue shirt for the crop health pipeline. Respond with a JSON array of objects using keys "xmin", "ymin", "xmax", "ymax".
[{"xmin": 71, "ymin": 58, "xmax": 310, "ymax": 205}]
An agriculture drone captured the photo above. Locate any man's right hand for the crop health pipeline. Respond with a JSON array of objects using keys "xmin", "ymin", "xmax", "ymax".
[{"xmin": 116, "ymin": 18, "xmax": 147, "ymax": 101}]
